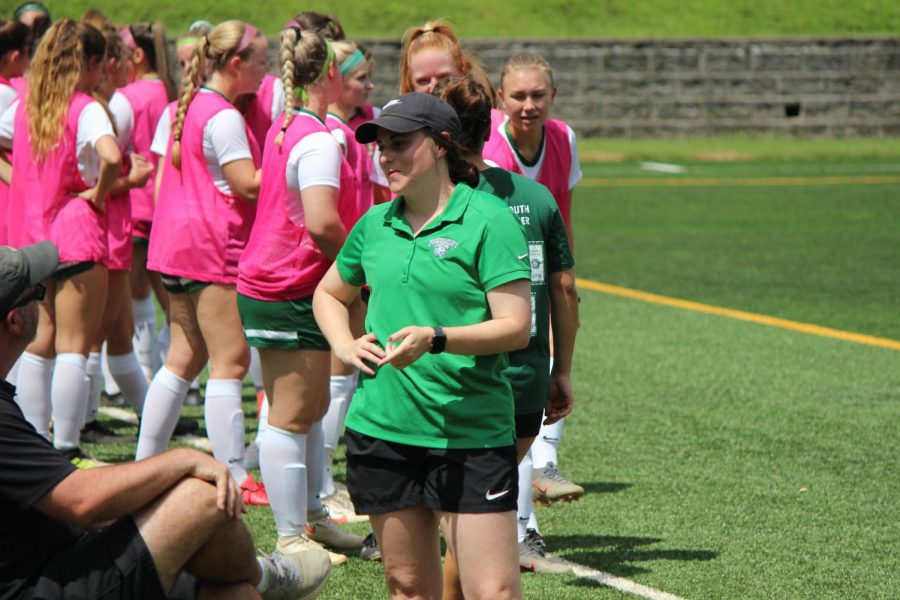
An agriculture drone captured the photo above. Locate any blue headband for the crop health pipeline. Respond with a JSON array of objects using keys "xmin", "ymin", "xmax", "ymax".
[{"xmin": 339, "ymin": 49, "xmax": 366, "ymax": 77}]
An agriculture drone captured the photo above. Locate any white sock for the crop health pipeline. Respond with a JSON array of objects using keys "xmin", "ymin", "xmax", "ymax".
[
  {"xmin": 14, "ymin": 352, "xmax": 54, "ymax": 439},
  {"xmin": 84, "ymin": 352, "xmax": 102, "ymax": 425},
  {"xmin": 306, "ymin": 419, "xmax": 325, "ymax": 515},
  {"xmin": 260, "ymin": 425, "xmax": 308, "ymax": 536},
  {"xmin": 191, "ymin": 374, "xmax": 201, "ymax": 391},
  {"xmin": 132, "ymin": 296, "xmax": 157, "ymax": 379},
  {"xmin": 204, "ymin": 379, "xmax": 247, "ymax": 482},
  {"xmin": 322, "ymin": 373, "xmax": 355, "ymax": 497},
  {"xmin": 51, "ymin": 353, "xmax": 88, "ymax": 450},
  {"xmin": 101, "ymin": 343, "xmax": 121, "ymax": 396},
  {"xmin": 517, "ymin": 449, "xmax": 534, "ymax": 543},
  {"xmin": 107, "ymin": 352, "xmax": 149, "ymax": 414},
  {"xmin": 136, "ymin": 366, "xmax": 190, "ymax": 460},
  {"xmin": 7, "ymin": 355, "xmax": 21, "ymax": 387},
  {"xmin": 249, "ymin": 347, "xmax": 263, "ymax": 391},
  {"xmin": 527, "ymin": 511, "xmax": 540, "ymax": 535},
  {"xmin": 531, "ymin": 417, "xmax": 564, "ymax": 470},
  {"xmin": 153, "ymin": 321, "xmax": 170, "ymax": 376}
]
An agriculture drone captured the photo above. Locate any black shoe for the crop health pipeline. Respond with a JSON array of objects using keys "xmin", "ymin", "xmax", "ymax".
[
  {"xmin": 173, "ymin": 417, "xmax": 199, "ymax": 437},
  {"xmin": 80, "ymin": 420, "xmax": 135, "ymax": 444}
]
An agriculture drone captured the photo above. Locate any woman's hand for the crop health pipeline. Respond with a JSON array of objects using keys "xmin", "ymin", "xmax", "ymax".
[
  {"xmin": 544, "ymin": 373, "xmax": 574, "ymax": 425},
  {"xmin": 126, "ymin": 153, "xmax": 154, "ymax": 189},
  {"xmin": 78, "ymin": 187, "xmax": 105, "ymax": 213},
  {"xmin": 378, "ymin": 326, "xmax": 433, "ymax": 370},
  {"xmin": 337, "ymin": 332, "xmax": 385, "ymax": 375}
]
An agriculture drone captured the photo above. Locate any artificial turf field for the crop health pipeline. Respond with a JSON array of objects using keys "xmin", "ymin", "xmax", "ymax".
[{"xmin": 88, "ymin": 157, "xmax": 900, "ymax": 599}]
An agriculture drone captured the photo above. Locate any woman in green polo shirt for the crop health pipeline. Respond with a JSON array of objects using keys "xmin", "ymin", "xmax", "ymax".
[{"xmin": 314, "ymin": 93, "xmax": 532, "ymax": 599}]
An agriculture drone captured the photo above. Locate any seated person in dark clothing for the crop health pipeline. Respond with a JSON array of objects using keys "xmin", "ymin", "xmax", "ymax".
[{"xmin": 0, "ymin": 241, "xmax": 331, "ymax": 600}]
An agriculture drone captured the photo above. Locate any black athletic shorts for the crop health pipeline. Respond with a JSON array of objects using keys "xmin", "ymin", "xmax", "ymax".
[
  {"xmin": 515, "ymin": 409, "xmax": 544, "ymax": 439},
  {"xmin": 345, "ymin": 428, "xmax": 518, "ymax": 515},
  {"xmin": 25, "ymin": 516, "xmax": 197, "ymax": 600}
]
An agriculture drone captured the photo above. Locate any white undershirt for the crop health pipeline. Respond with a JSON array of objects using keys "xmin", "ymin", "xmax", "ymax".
[
  {"xmin": 0, "ymin": 84, "xmax": 17, "ymax": 119},
  {"xmin": 284, "ymin": 112, "xmax": 341, "ymax": 227},
  {"xmin": 109, "ymin": 91, "xmax": 134, "ymax": 153},
  {"xmin": 494, "ymin": 116, "xmax": 583, "ymax": 190},
  {"xmin": 148, "ymin": 90, "xmax": 253, "ymax": 195},
  {"xmin": 150, "ymin": 108, "xmax": 170, "ymax": 157},
  {"xmin": 270, "ymin": 78, "xmax": 284, "ymax": 119},
  {"xmin": 0, "ymin": 98, "xmax": 115, "ymax": 185}
]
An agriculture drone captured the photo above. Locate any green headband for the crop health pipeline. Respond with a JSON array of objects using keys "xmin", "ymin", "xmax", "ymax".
[
  {"xmin": 177, "ymin": 36, "xmax": 201, "ymax": 49},
  {"xmin": 293, "ymin": 40, "xmax": 335, "ymax": 103},
  {"xmin": 13, "ymin": 2, "xmax": 49, "ymax": 18},
  {"xmin": 339, "ymin": 49, "xmax": 366, "ymax": 77}
]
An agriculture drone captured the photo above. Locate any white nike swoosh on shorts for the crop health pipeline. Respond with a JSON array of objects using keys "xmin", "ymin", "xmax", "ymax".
[
  {"xmin": 517, "ymin": 254, "xmax": 528, "ymax": 260},
  {"xmin": 486, "ymin": 489, "xmax": 511, "ymax": 501}
]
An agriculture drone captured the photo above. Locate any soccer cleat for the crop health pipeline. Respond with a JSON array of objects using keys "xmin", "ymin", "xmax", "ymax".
[
  {"xmin": 306, "ymin": 507, "xmax": 365, "ymax": 549},
  {"xmin": 359, "ymin": 532, "xmax": 382, "ymax": 562},
  {"xmin": 281, "ymin": 532, "xmax": 348, "ymax": 567},
  {"xmin": 322, "ymin": 489, "xmax": 368, "ymax": 524},
  {"xmin": 259, "ymin": 547, "xmax": 331, "ymax": 600},
  {"xmin": 532, "ymin": 462, "xmax": 585, "ymax": 506},
  {"xmin": 240, "ymin": 474, "xmax": 270, "ymax": 506},
  {"xmin": 518, "ymin": 529, "xmax": 573, "ymax": 574},
  {"xmin": 60, "ymin": 446, "xmax": 109, "ymax": 469},
  {"xmin": 79, "ymin": 420, "xmax": 135, "ymax": 444}
]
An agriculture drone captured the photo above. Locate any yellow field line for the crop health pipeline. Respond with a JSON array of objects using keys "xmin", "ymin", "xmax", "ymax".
[
  {"xmin": 576, "ymin": 278, "xmax": 900, "ymax": 351},
  {"xmin": 580, "ymin": 175, "xmax": 900, "ymax": 187}
]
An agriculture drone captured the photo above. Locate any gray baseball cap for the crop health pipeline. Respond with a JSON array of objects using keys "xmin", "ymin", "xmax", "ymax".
[
  {"xmin": 0, "ymin": 241, "xmax": 58, "ymax": 318},
  {"xmin": 355, "ymin": 92, "xmax": 461, "ymax": 144}
]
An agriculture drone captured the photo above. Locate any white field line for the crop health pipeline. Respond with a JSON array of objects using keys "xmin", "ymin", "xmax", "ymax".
[
  {"xmin": 98, "ymin": 406, "xmax": 138, "ymax": 424},
  {"xmin": 97, "ymin": 407, "xmax": 213, "ymax": 453},
  {"xmin": 563, "ymin": 560, "xmax": 687, "ymax": 600},
  {"xmin": 640, "ymin": 161, "xmax": 687, "ymax": 174}
]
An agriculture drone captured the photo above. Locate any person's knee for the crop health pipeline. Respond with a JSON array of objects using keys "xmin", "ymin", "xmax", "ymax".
[
  {"xmin": 463, "ymin": 578, "xmax": 520, "ymax": 600},
  {"xmin": 385, "ymin": 569, "xmax": 435, "ymax": 600},
  {"xmin": 163, "ymin": 478, "xmax": 224, "ymax": 526}
]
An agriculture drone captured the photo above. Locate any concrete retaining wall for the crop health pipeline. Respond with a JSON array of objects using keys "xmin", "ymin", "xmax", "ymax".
[{"xmin": 355, "ymin": 37, "xmax": 900, "ymax": 138}]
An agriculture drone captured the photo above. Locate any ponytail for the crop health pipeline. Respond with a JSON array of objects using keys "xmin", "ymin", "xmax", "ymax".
[
  {"xmin": 274, "ymin": 28, "xmax": 299, "ymax": 147},
  {"xmin": 273, "ymin": 28, "xmax": 330, "ymax": 148},
  {"xmin": 171, "ymin": 20, "xmax": 257, "ymax": 169},
  {"xmin": 170, "ymin": 34, "xmax": 206, "ymax": 169},
  {"xmin": 425, "ymin": 129, "xmax": 479, "ymax": 187}
]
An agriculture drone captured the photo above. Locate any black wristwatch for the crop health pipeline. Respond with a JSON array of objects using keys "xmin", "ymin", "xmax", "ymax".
[{"xmin": 429, "ymin": 326, "xmax": 447, "ymax": 354}]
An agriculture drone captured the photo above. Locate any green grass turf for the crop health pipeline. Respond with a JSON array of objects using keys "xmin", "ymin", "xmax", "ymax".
[
  {"xmin": 83, "ymin": 158, "xmax": 899, "ymax": 598},
  {"xmin": 575, "ymin": 160, "xmax": 900, "ymax": 341},
  {"xmin": 578, "ymin": 137, "xmax": 900, "ymax": 164},
  {"xmin": 48, "ymin": 0, "xmax": 900, "ymax": 38}
]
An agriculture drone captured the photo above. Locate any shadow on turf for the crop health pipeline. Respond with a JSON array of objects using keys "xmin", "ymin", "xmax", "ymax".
[
  {"xmin": 580, "ymin": 481, "xmax": 632, "ymax": 494},
  {"xmin": 549, "ymin": 534, "xmax": 717, "ymax": 578}
]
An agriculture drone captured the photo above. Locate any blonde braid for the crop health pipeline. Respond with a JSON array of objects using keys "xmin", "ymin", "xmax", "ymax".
[
  {"xmin": 26, "ymin": 19, "xmax": 83, "ymax": 161},
  {"xmin": 274, "ymin": 28, "xmax": 298, "ymax": 148},
  {"xmin": 170, "ymin": 35, "xmax": 206, "ymax": 169}
]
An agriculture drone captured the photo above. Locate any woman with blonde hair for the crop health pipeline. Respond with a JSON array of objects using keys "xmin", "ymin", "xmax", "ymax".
[
  {"xmin": 136, "ymin": 20, "xmax": 269, "ymax": 506},
  {"xmin": 484, "ymin": 51, "xmax": 586, "ymax": 517},
  {"xmin": 0, "ymin": 19, "xmax": 121, "ymax": 464},
  {"xmin": 238, "ymin": 25, "xmax": 364, "ymax": 568}
]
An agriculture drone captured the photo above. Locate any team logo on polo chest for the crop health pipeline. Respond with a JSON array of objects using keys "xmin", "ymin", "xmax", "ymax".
[{"xmin": 429, "ymin": 237, "xmax": 459, "ymax": 259}]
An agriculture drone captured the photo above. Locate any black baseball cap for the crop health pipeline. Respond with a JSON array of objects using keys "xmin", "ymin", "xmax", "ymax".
[
  {"xmin": 0, "ymin": 241, "xmax": 58, "ymax": 318},
  {"xmin": 355, "ymin": 92, "xmax": 461, "ymax": 144}
]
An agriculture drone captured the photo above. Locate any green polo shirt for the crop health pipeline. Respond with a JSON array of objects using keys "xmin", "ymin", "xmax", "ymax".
[
  {"xmin": 336, "ymin": 183, "xmax": 531, "ymax": 449},
  {"xmin": 477, "ymin": 168, "xmax": 574, "ymax": 416}
]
